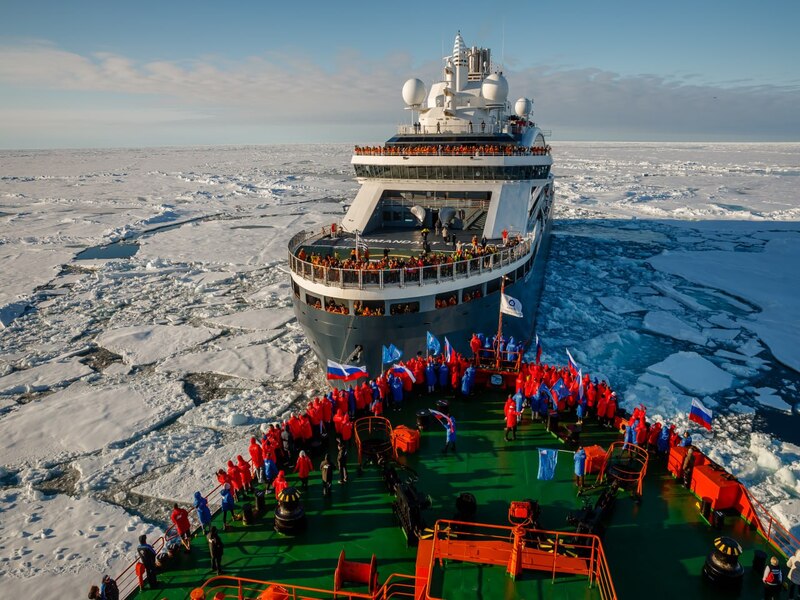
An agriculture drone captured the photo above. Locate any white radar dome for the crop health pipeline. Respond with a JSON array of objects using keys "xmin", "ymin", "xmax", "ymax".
[
  {"xmin": 482, "ymin": 73, "xmax": 508, "ymax": 104},
  {"xmin": 402, "ymin": 78, "xmax": 427, "ymax": 106},
  {"xmin": 514, "ymin": 98, "xmax": 532, "ymax": 117}
]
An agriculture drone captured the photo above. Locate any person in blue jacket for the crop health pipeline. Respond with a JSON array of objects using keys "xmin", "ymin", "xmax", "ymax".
[
  {"xmin": 390, "ymin": 375, "xmax": 403, "ymax": 409},
  {"xmin": 438, "ymin": 361, "xmax": 450, "ymax": 389},
  {"xmin": 513, "ymin": 390, "xmax": 525, "ymax": 424},
  {"xmin": 263, "ymin": 456, "xmax": 278, "ymax": 490},
  {"xmin": 576, "ymin": 400, "xmax": 587, "ymax": 422},
  {"xmin": 429, "ymin": 408, "xmax": 456, "ymax": 453},
  {"xmin": 461, "ymin": 365, "xmax": 476, "ymax": 396},
  {"xmin": 193, "ymin": 491, "xmax": 212, "ymax": 534},
  {"xmin": 425, "ymin": 361, "xmax": 437, "ymax": 393},
  {"xmin": 574, "ymin": 446, "xmax": 586, "ymax": 490},
  {"xmin": 657, "ymin": 426, "xmax": 671, "ymax": 455},
  {"xmin": 220, "ymin": 483, "xmax": 238, "ymax": 530},
  {"xmin": 680, "ymin": 431, "xmax": 693, "ymax": 447}
]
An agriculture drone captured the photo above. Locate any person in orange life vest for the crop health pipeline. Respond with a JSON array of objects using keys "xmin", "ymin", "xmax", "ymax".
[
  {"xmin": 371, "ymin": 395, "xmax": 384, "ymax": 417},
  {"xmin": 505, "ymin": 400, "xmax": 520, "ymax": 441},
  {"xmin": 294, "ymin": 450, "xmax": 314, "ymax": 490},
  {"xmin": 216, "ymin": 468, "xmax": 231, "ymax": 490},
  {"xmin": 669, "ymin": 425, "xmax": 681, "ymax": 448},
  {"xmin": 236, "ymin": 455, "xmax": 254, "ymax": 494},
  {"xmin": 333, "ymin": 408, "xmax": 346, "ymax": 436},
  {"xmin": 596, "ymin": 390, "xmax": 608, "ymax": 426},
  {"xmin": 307, "ymin": 400, "xmax": 322, "ymax": 435},
  {"xmin": 273, "ymin": 470, "xmax": 288, "ymax": 500},
  {"xmin": 377, "ymin": 376, "xmax": 389, "ymax": 402},
  {"xmin": 300, "ymin": 414, "xmax": 313, "ymax": 443},
  {"xmin": 321, "ymin": 395, "xmax": 333, "ymax": 426},
  {"xmin": 341, "ymin": 414, "xmax": 354, "ymax": 446},
  {"xmin": 170, "ymin": 503, "xmax": 192, "ymax": 551},
  {"xmin": 647, "ymin": 421, "xmax": 662, "ymax": 451},
  {"xmin": 412, "ymin": 360, "xmax": 425, "ymax": 386},
  {"xmin": 470, "ymin": 333, "xmax": 482, "ymax": 358},
  {"xmin": 226, "ymin": 460, "xmax": 244, "ymax": 499},
  {"xmin": 603, "ymin": 393, "xmax": 617, "ymax": 428},
  {"xmin": 636, "ymin": 419, "xmax": 648, "ymax": 446},
  {"xmin": 248, "ymin": 437, "xmax": 264, "ymax": 483}
]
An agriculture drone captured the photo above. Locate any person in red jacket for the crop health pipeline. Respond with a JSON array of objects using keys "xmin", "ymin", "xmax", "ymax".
[
  {"xmin": 226, "ymin": 460, "xmax": 244, "ymax": 499},
  {"xmin": 341, "ymin": 415, "xmax": 354, "ymax": 447},
  {"xmin": 170, "ymin": 503, "xmax": 192, "ymax": 551},
  {"xmin": 273, "ymin": 470, "xmax": 288, "ymax": 500},
  {"xmin": 604, "ymin": 393, "xmax": 617, "ymax": 428},
  {"xmin": 504, "ymin": 400, "xmax": 520, "ymax": 441},
  {"xmin": 236, "ymin": 455, "xmax": 253, "ymax": 494},
  {"xmin": 248, "ymin": 437, "xmax": 264, "ymax": 484},
  {"xmin": 294, "ymin": 450, "xmax": 314, "ymax": 490}
]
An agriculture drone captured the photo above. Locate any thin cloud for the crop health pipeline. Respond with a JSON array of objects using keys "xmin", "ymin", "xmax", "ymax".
[{"xmin": 0, "ymin": 41, "xmax": 798, "ymax": 145}]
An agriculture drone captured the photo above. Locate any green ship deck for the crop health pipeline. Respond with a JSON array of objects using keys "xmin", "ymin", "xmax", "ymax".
[{"xmin": 131, "ymin": 388, "xmax": 783, "ymax": 600}]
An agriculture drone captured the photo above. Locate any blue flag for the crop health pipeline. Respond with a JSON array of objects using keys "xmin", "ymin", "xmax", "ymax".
[
  {"xmin": 426, "ymin": 331, "xmax": 441, "ymax": 355},
  {"xmin": 382, "ymin": 343, "xmax": 402, "ymax": 364},
  {"xmin": 537, "ymin": 448, "xmax": 559, "ymax": 480},
  {"xmin": 551, "ymin": 378, "xmax": 570, "ymax": 400}
]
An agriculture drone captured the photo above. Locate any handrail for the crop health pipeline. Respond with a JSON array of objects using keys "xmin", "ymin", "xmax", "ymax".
[
  {"xmin": 422, "ymin": 519, "xmax": 617, "ymax": 600},
  {"xmin": 288, "ymin": 237, "xmax": 534, "ymax": 291},
  {"xmin": 192, "ymin": 573, "xmax": 422, "ymax": 599},
  {"xmin": 597, "ymin": 442, "xmax": 649, "ymax": 498},
  {"xmin": 742, "ymin": 485, "xmax": 800, "ymax": 559},
  {"xmin": 115, "ymin": 468, "xmax": 241, "ymax": 598}
]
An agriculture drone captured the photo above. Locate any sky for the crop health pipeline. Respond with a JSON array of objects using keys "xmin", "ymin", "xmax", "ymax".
[{"xmin": 1, "ymin": 0, "xmax": 799, "ymax": 148}]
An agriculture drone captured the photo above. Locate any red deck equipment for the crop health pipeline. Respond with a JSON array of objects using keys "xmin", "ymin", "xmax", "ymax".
[{"xmin": 333, "ymin": 549, "xmax": 378, "ymax": 594}]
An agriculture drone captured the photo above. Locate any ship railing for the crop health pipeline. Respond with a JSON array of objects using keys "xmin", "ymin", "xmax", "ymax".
[
  {"xmin": 422, "ymin": 519, "xmax": 617, "ymax": 600},
  {"xmin": 188, "ymin": 573, "xmax": 422, "ymax": 599},
  {"xmin": 288, "ymin": 237, "xmax": 533, "ymax": 291},
  {"xmin": 395, "ymin": 123, "xmax": 503, "ymax": 135},
  {"xmin": 114, "ymin": 466, "xmax": 242, "ymax": 598},
  {"xmin": 742, "ymin": 485, "xmax": 800, "ymax": 558}
]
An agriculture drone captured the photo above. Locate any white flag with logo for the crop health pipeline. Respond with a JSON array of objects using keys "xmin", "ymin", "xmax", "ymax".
[{"xmin": 500, "ymin": 293, "xmax": 523, "ymax": 318}]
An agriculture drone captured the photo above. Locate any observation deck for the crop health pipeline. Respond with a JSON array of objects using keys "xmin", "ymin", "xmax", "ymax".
[{"xmin": 287, "ymin": 227, "xmax": 535, "ymax": 291}]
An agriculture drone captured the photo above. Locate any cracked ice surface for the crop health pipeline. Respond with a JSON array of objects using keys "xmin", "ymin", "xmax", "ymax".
[{"xmin": 1, "ymin": 143, "xmax": 800, "ymax": 597}]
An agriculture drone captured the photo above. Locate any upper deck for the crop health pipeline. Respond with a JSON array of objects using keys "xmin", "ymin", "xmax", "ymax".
[
  {"xmin": 126, "ymin": 386, "xmax": 795, "ymax": 600},
  {"xmin": 288, "ymin": 226, "xmax": 535, "ymax": 292}
]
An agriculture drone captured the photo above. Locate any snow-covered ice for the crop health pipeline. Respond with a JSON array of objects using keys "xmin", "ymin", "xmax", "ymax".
[{"xmin": 2, "ymin": 142, "xmax": 800, "ymax": 597}]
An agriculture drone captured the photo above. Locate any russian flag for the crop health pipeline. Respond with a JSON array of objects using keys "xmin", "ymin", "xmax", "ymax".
[
  {"xmin": 326, "ymin": 360, "xmax": 368, "ymax": 382},
  {"xmin": 392, "ymin": 363, "xmax": 417, "ymax": 383},
  {"xmin": 535, "ymin": 334, "xmax": 542, "ymax": 365},
  {"xmin": 566, "ymin": 348, "xmax": 579, "ymax": 377},
  {"xmin": 444, "ymin": 337, "xmax": 456, "ymax": 363},
  {"xmin": 689, "ymin": 398, "xmax": 713, "ymax": 430}
]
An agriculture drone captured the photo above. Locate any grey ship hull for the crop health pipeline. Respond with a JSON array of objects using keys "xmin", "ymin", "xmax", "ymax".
[{"xmin": 292, "ymin": 222, "xmax": 553, "ymax": 378}]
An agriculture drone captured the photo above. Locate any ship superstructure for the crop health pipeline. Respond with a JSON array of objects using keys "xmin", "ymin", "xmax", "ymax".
[{"xmin": 288, "ymin": 32, "xmax": 554, "ymax": 376}]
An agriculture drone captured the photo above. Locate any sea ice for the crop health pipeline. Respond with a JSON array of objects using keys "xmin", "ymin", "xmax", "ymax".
[
  {"xmin": 204, "ymin": 307, "xmax": 294, "ymax": 331},
  {"xmin": 0, "ymin": 358, "xmax": 93, "ymax": 396},
  {"xmin": 158, "ymin": 344, "xmax": 297, "ymax": 383},
  {"xmin": 754, "ymin": 387, "xmax": 793, "ymax": 413},
  {"xmin": 0, "ymin": 486, "xmax": 161, "ymax": 600},
  {"xmin": 597, "ymin": 296, "xmax": 645, "ymax": 314},
  {"xmin": 646, "ymin": 351, "xmax": 734, "ymax": 396},
  {"xmin": 95, "ymin": 324, "xmax": 221, "ymax": 366},
  {"xmin": 642, "ymin": 311, "xmax": 707, "ymax": 345},
  {"xmin": 0, "ymin": 377, "xmax": 190, "ymax": 468}
]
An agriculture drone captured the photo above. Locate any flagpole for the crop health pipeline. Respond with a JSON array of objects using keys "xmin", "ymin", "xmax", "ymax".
[{"xmin": 496, "ymin": 276, "xmax": 506, "ymax": 369}]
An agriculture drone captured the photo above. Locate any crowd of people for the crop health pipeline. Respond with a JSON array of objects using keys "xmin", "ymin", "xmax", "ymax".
[
  {"xmin": 353, "ymin": 144, "xmax": 551, "ymax": 157},
  {"xmin": 110, "ymin": 327, "xmax": 800, "ymax": 596}
]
